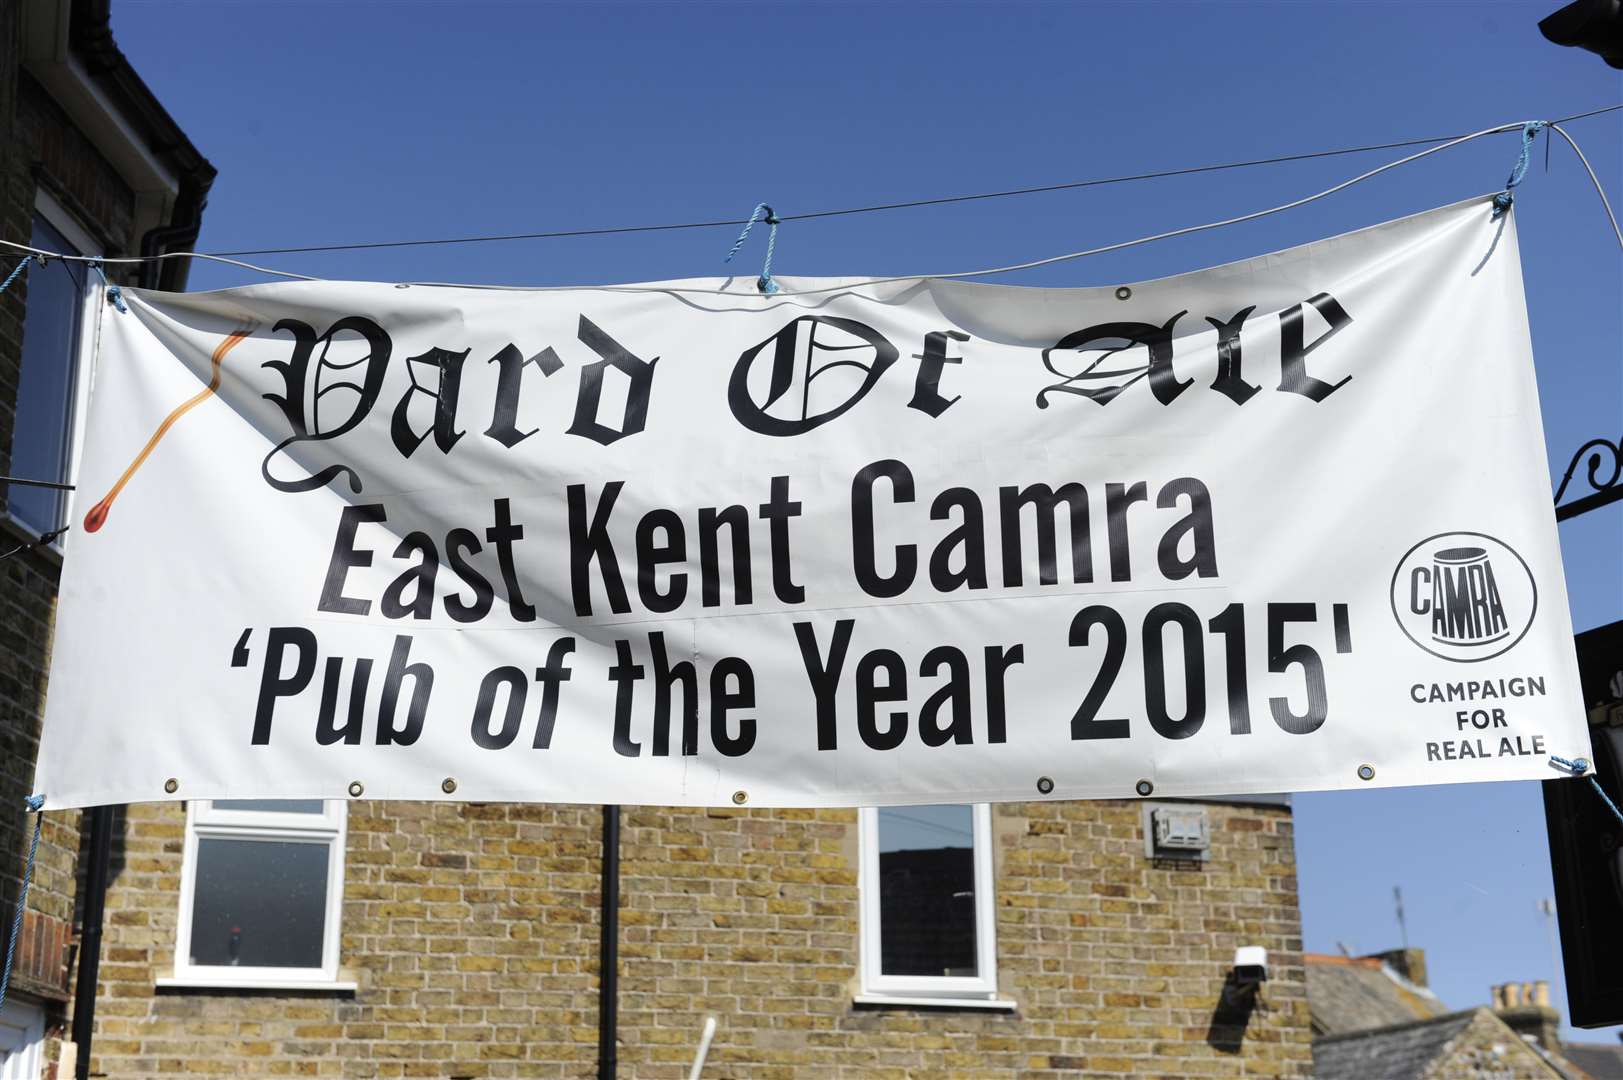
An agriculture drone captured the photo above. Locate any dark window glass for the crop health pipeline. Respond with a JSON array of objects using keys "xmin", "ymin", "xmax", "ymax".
[
  {"xmin": 189, "ymin": 838, "xmax": 328, "ymax": 968},
  {"xmin": 11, "ymin": 216, "xmax": 85, "ymax": 534},
  {"xmin": 877, "ymin": 804, "xmax": 978, "ymax": 977},
  {"xmin": 211, "ymin": 800, "xmax": 325, "ymax": 814}
]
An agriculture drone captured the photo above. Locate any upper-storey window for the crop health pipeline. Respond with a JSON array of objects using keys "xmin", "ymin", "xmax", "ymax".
[
  {"xmin": 9, "ymin": 196, "xmax": 98, "ymax": 538},
  {"xmin": 858, "ymin": 803, "xmax": 1000, "ymax": 1004},
  {"xmin": 172, "ymin": 800, "xmax": 347, "ymax": 988}
]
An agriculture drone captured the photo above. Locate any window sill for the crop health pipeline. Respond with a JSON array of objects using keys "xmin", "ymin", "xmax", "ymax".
[
  {"xmin": 156, "ymin": 975, "xmax": 357, "ymax": 993},
  {"xmin": 853, "ymin": 993, "xmax": 1018, "ymax": 1012}
]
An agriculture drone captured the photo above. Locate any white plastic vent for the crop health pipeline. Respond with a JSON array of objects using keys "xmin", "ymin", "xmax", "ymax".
[{"xmin": 1143, "ymin": 805, "xmax": 1209, "ymax": 860}]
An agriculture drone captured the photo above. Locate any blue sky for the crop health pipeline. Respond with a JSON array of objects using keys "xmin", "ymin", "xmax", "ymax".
[{"xmin": 112, "ymin": 0, "xmax": 1620, "ymax": 1042}]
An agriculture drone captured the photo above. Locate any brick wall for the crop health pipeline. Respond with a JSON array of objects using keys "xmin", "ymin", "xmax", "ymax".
[
  {"xmin": 88, "ymin": 798, "xmax": 1311, "ymax": 1078},
  {"xmin": 12, "ymin": 72, "xmax": 137, "ymax": 260},
  {"xmin": 0, "ymin": 0, "xmax": 141, "ymax": 1057}
]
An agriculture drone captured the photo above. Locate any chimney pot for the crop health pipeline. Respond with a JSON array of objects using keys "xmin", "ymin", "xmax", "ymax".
[
  {"xmin": 1494, "ymin": 977, "xmax": 1561, "ymax": 1051},
  {"xmin": 1490, "ymin": 984, "xmax": 1504, "ymax": 1008}
]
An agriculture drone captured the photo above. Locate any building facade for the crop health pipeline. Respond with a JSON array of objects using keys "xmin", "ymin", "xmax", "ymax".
[
  {"xmin": 85, "ymin": 798, "xmax": 1310, "ymax": 1078},
  {"xmin": 1, "ymin": 0, "xmax": 211, "ymax": 1074},
  {"xmin": 1, "ymin": 5, "xmax": 1314, "ymax": 1078}
]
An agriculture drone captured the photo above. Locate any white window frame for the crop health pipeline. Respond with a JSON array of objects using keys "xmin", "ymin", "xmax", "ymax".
[
  {"xmin": 163, "ymin": 801, "xmax": 350, "ymax": 991},
  {"xmin": 0, "ymin": 999, "xmax": 45, "ymax": 1080},
  {"xmin": 9, "ymin": 189, "xmax": 103, "ymax": 548},
  {"xmin": 857, "ymin": 803, "xmax": 1007, "ymax": 1007}
]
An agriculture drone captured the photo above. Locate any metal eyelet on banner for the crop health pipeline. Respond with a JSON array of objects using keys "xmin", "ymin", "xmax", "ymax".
[
  {"xmin": 348, "ymin": 781, "xmax": 365, "ymax": 798},
  {"xmin": 1357, "ymin": 764, "xmax": 1376, "ymax": 782},
  {"xmin": 1115, "ymin": 286, "xmax": 1132, "ymax": 300},
  {"xmin": 163, "ymin": 778, "xmax": 179, "ymax": 794},
  {"xmin": 1036, "ymin": 776, "xmax": 1055, "ymax": 795},
  {"xmin": 1135, "ymin": 779, "xmax": 1154, "ymax": 797},
  {"xmin": 441, "ymin": 778, "xmax": 457, "ymax": 794},
  {"xmin": 731, "ymin": 790, "xmax": 748, "ymax": 805}
]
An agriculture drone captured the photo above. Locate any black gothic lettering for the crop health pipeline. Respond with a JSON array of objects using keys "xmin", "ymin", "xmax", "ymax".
[
  {"xmin": 567, "ymin": 316, "xmax": 657, "ymax": 446},
  {"xmin": 391, "ymin": 346, "xmax": 469, "ymax": 458},
  {"xmin": 729, "ymin": 316, "xmax": 898, "ymax": 436},
  {"xmin": 485, "ymin": 344, "xmax": 562, "ymax": 448},
  {"xmin": 908, "ymin": 330, "xmax": 969, "ymax": 417},
  {"xmin": 1037, "ymin": 313, "xmax": 1186, "ymax": 408},
  {"xmin": 262, "ymin": 317, "xmax": 391, "ymax": 494},
  {"xmin": 1280, "ymin": 293, "xmax": 1353, "ymax": 401},
  {"xmin": 1206, "ymin": 306, "xmax": 1259, "ymax": 405}
]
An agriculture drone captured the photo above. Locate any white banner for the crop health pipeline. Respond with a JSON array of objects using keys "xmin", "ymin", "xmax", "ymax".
[{"xmin": 35, "ymin": 196, "xmax": 1589, "ymax": 809}]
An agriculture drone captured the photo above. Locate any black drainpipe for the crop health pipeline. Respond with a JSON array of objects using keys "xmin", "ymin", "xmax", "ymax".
[
  {"xmin": 597, "ymin": 804, "xmax": 620, "ymax": 1080},
  {"xmin": 136, "ymin": 181, "xmax": 206, "ymax": 292},
  {"xmin": 68, "ymin": 0, "xmax": 217, "ymax": 294},
  {"xmin": 137, "ymin": 220, "xmax": 196, "ymax": 290},
  {"xmin": 73, "ymin": 804, "xmax": 114, "ymax": 1080}
]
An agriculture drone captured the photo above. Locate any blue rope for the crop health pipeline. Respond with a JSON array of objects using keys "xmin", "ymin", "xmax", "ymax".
[
  {"xmin": 0, "ymin": 255, "xmax": 38, "ymax": 296},
  {"xmin": 0, "ymin": 795, "xmax": 46, "ymax": 1016},
  {"xmin": 1551, "ymin": 755, "xmax": 1623, "ymax": 827},
  {"xmin": 90, "ymin": 261, "xmax": 127, "ymax": 313},
  {"xmin": 759, "ymin": 210, "xmax": 779, "ymax": 295},
  {"xmin": 724, "ymin": 204, "xmax": 767, "ymax": 263},
  {"xmin": 723, "ymin": 203, "xmax": 780, "ymax": 295},
  {"xmin": 1493, "ymin": 122, "xmax": 1547, "ymax": 218}
]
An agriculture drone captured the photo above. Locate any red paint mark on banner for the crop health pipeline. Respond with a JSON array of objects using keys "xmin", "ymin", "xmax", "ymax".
[{"xmin": 85, "ymin": 328, "xmax": 253, "ymax": 533}]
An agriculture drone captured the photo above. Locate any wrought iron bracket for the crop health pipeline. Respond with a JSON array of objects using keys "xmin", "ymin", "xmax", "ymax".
[{"xmin": 1554, "ymin": 435, "xmax": 1623, "ymax": 521}]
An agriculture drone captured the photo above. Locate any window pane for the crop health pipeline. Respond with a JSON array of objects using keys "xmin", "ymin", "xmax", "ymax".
[
  {"xmin": 10, "ymin": 217, "xmax": 84, "ymax": 534},
  {"xmin": 189, "ymin": 838, "xmax": 328, "ymax": 968},
  {"xmin": 211, "ymin": 800, "xmax": 325, "ymax": 814},
  {"xmin": 877, "ymin": 804, "xmax": 978, "ymax": 977}
]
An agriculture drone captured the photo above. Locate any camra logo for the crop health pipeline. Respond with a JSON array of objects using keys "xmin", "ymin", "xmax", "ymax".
[{"xmin": 1390, "ymin": 532, "xmax": 1538, "ymax": 663}]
